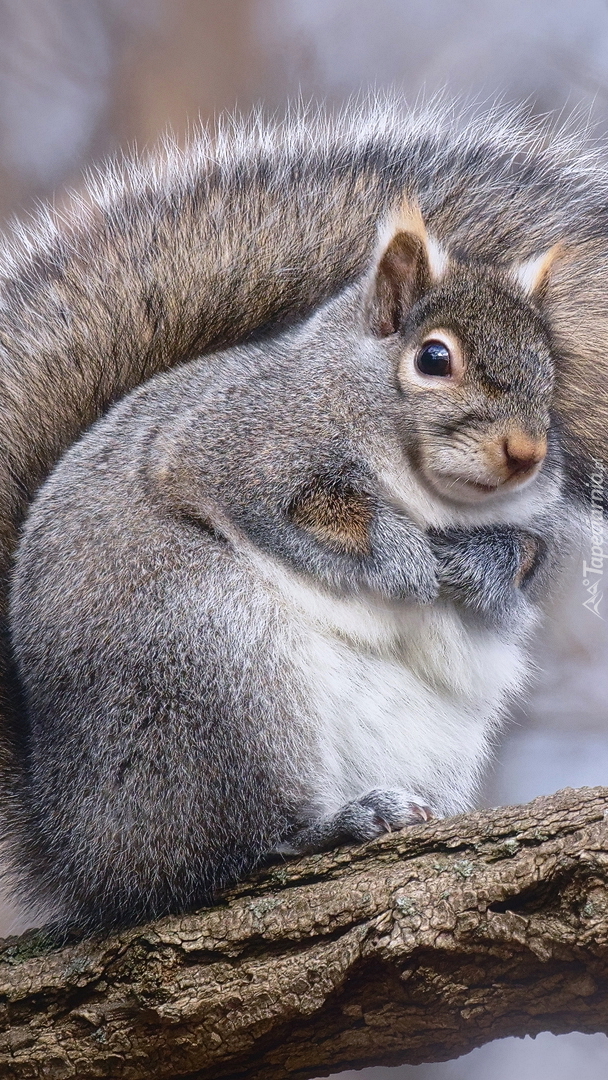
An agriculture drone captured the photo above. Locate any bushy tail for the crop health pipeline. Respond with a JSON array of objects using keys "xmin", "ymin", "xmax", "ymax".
[{"xmin": 0, "ymin": 96, "xmax": 607, "ymax": 777}]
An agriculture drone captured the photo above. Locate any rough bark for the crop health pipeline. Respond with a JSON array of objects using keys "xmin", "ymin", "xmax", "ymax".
[{"xmin": 0, "ymin": 786, "xmax": 607, "ymax": 1080}]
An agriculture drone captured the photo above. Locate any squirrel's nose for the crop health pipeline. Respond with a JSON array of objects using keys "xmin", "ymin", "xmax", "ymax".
[{"xmin": 503, "ymin": 432, "xmax": 547, "ymax": 478}]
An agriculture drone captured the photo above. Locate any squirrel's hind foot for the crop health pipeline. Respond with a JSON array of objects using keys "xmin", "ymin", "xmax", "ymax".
[{"xmin": 275, "ymin": 788, "xmax": 438, "ymax": 856}]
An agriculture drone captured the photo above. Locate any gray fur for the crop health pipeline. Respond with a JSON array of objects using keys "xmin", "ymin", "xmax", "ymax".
[
  {"xmin": 0, "ymin": 99, "xmax": 606, "ymax": 930},
  {"xmin": 9, "ymin": 243, "xmax": 568, "ymax": 932}
]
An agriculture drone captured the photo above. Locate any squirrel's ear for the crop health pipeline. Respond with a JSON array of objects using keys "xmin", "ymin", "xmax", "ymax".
[
  {"xmin": 511, "ymin": 244, "xmax": 564, "ymax": 301},
  {"xmin": 368, "ymin": 203, "xmax": 448, "ymax": 337}
]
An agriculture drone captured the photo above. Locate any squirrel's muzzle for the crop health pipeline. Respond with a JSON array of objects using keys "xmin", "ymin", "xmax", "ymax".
[
  {"xmin": 484, "ymin": 430, "xmax": 547, "ymax": 485},
  {"xmin": 503, "ymin": 431, "xmax": 547, "ymax": 478}
]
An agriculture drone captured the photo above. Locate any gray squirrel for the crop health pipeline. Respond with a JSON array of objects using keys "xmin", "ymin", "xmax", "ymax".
[
  {"xmin": 1, "ymin": 101, "xmax": 607, "ymax": 932},
  {"xmin": 2, "ymin": 204, "xmax": 576, "ymax": 932}
]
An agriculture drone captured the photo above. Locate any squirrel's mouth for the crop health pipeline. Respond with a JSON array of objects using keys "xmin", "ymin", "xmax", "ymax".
[
  {"xmin": 431, "ymin": 474, "xmax": 502, "ymax": 504},
  {"xmin": 418, "ymin": 428, "xmax": 548, "ymax": 504},
  {"xmin": 424, "ymin": 468, "xmax": 540, "ymax": 505},
  {"xmin": 462, "ymin": 479, "xmax": 500, "ymax": 495}
]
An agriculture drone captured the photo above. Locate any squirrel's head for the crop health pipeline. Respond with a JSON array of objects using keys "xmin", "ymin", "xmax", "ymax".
[{"xmin": 366, "ymin": 203, "xmax": 561, "ymax": 506}]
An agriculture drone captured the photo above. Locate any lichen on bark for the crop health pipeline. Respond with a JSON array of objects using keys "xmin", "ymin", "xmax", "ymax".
[{"xmin": 0, "ymin": 786, "xmax": 607, "ymax": 1080}]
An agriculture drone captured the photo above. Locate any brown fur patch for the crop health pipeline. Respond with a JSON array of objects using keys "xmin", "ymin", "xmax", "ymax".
[
  {"xmin": 514, "ymin": 534, "xmax": 540, "ymax": 587},
  {"xmin": 290, "ymin": 481, "xmax": 372, "ymax": 555}
]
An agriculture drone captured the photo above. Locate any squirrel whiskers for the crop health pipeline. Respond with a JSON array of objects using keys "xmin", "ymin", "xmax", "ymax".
[{"xmin": 0, "ymin": 98, "xmax": 607, "ymax": 931}]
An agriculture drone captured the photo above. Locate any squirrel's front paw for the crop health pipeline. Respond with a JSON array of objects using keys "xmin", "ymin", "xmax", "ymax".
[
  {"xmin": 429, "ymin": 525, "xmax": 545, "ymax": 619},
  {"xmin": 365, "ymin": 509, "xmax": 439, "ymax": 603}
]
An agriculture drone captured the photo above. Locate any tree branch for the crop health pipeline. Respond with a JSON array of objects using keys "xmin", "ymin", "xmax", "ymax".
[{"xmin": 1, "ymin": 786, "xmax": 607, "ymax": 1080}]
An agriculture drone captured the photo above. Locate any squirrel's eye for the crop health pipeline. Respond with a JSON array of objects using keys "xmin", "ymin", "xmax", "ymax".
[{"xmin": 416, "ymin": 341, "xmax": 452, "ymax": 377}]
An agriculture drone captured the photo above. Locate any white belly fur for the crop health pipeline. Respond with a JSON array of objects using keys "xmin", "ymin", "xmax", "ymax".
[
  {"xmin": 258, "ymin": 556, "xmax": 534, "ymax": 818},
  {"xmin": 305, "ymin": 611, "xmax": 525, "ymax": 816}
]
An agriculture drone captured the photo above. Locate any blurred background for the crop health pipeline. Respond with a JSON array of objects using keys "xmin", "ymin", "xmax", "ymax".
[{"xmin": 1, "ymin": 2, "xmax": 608, "ymax": 1078}]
